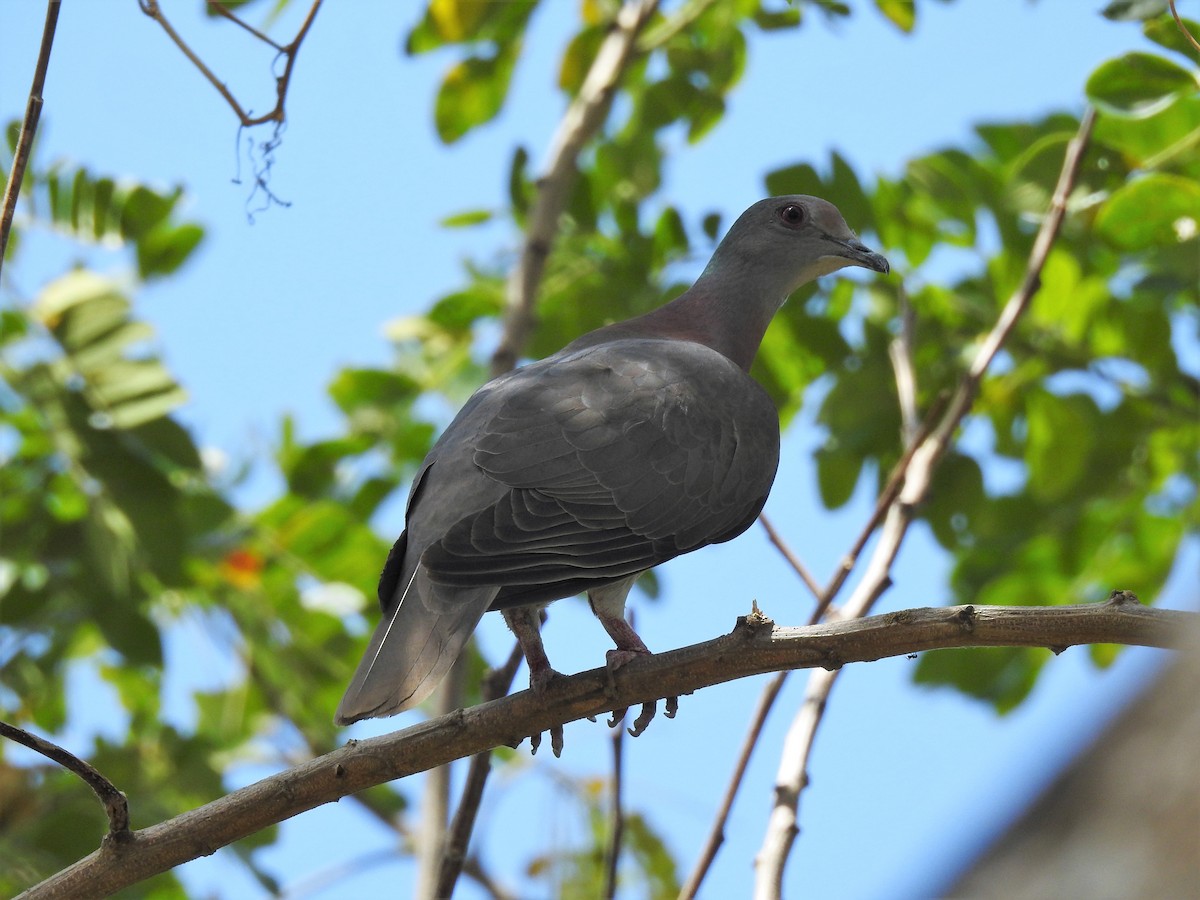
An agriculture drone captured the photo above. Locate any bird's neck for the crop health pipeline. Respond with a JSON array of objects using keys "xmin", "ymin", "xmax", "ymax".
[{"xmin": 643, "ymin": 255, "xmax": 799, "ymax": 370}]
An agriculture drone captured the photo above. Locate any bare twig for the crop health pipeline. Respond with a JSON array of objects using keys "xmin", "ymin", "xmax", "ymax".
[
  {"xmin": 208, "ymin": 0, "xmax": 284, "ymax": 52},
  {"xmin": 604, "ymin": 705, "xmax": 627, "ymax": 899},
  {"xmin": 889, "ymin": 285, "xmax": 919, "ymax": 443},
  {"xmin": 678, "ymin": 670, "xmax": 787, "ymax": 900},
  {"xmin": 138, "ymin": 0, "xmax": 322, "ymax": 128},
  {"xmin": 1169, "ymin": 0, "xmax": 1200, "ymax": 54},
  {"xmin": 489, "ymin": 0, "xmax": 661, "ymax": 377},
  {"xmin": 18, "ymin": 596, "xmax": 1188, "ymax": 898},
  {"xmin": 435, "ymin": 642, "xmax": 524, "ymax": 900},
  {"xmin": 0, "ymin": 720, "xmax": 129, "ymax": 837},
  {"xmin": 0, "ymin": 0, "xmax": 60, "ymax": 283},
  {"xmin": 758, "ymin": 513, "xmax": 823, "ymax": 601},
  {"xmin": 813, "ymin": 390, "xmax": 948, "ymax": 620},
  {"xmin": 414, "ymin": 658, "xmax": 464, "ymax": 900},
  {"xmin": 752, "ymin": 108, "xmax": 1098, "ymax": 899}
]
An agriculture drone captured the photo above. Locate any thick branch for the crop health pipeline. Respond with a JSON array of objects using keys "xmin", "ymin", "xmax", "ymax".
[{"xmin": 17, "ymin": 598, "xmax": 1191, "ymax": 899}]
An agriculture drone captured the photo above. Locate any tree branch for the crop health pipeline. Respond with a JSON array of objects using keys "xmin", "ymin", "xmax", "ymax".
[
  {"xmin": 752, "ymin": 108, "xmax": 1098, "ymax": 898},
  {"xmin": 0, "ymin": 720, "xmax": 130, "ymax": 838},
  {"xmin": 489, "ymin": 0, "xmax": 661, "ymax": 377},
  {"xmin": 0, "ymin": 0, "xmax": 60, "ymax": 284},
  {"xmin": 16, "ymin": 596, "xmax": 1190, "ymax": 898}
]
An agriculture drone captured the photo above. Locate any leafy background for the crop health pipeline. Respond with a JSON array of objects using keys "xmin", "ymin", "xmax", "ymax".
[{"xmin": 1, "ymin": 1, "xmax": 1197, "ymax": 897}]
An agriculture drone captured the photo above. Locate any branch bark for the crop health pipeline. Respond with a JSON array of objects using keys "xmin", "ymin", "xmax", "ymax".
[{"xmin": 16, "ymin": 597, "xmax": 1190, "ymax": 899}]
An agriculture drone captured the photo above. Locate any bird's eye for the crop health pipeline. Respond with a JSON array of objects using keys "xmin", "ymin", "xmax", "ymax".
[{"xmin": 777, "ymin": 204, "xmax": 806, "ymax": 227}]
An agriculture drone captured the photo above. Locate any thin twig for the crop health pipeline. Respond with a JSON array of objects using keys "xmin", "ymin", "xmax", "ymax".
[
  {"xmin": 889, "ymin": 284, "xmax": 919, "ymax": 443},
  {"xmin": 414, "ymin": 658, "xmax": 464, "ymax": 900},
  {"xmin": 813, "ymin": 390, "xmax": 949, "ymax": 621},
  {"xmin": 208, "ymin": 0, "xmax": 284, "ymax": 51},
  {"xmin": 0, "ymin": 0, "xmax": 61, "ymax": 283},
  {"xmin": 1169, "ymin": 0, "xmax": 1200, "ymax": 54},
  {"xmin": 138, "ymin": 0, "xmax": 322, "ymax": 128},
  {"xmin": 604, "ymin": 703, "xmax": 627, "ymax": 899},
  {"xmin": 758, "ymin": 513, "xmax": 823, "ymax": 601},
  {"xmin": 435, "ymin": 642, "xmax": 524, "ymax": 900},
  {"xmin": 0, "ymin": 720, "xmax": 130, "ymax": 836},
  {"xmin": 489, "ymin": 0, "xmax": 661, "ymax": 377},
  {"xmin": 677, "ymin": 670, "xmax": 787, "ymax": 900},
  {"xmin": 751, "ymin": 108, "xmax": 1098, "ymax": 900}
]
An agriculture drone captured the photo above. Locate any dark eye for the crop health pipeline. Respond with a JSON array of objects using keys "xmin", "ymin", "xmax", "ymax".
[{"xmin": 777, "ymin": 204, "xmax": 806, "ymax": 227}]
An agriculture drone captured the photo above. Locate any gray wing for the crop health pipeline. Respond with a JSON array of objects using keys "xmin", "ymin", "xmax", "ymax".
[
  {"xmin": 420, "ymin": 339, "xmax": 781, "ymax": 607},
  {"xmin": 335, "ymin": 338, "xmax": 780, "ymax": 724}
]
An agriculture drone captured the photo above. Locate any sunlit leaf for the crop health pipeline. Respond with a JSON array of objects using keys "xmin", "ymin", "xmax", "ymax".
[{"xmin": 1086, "ymin": 52, "xmax": 1198, "ymax": 117}]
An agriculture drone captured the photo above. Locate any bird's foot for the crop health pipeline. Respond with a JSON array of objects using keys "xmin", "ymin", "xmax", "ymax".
[
  {"xmin": 601, "ymin": 647, "xmax": 678, "ymax": 737},
  {"xmin": 527, "ymin": 665, "xmax": 566, "ymax": 757},
  {"xmin": 529, "ymin": 664, "xmax": 565, "ymax": 695}
]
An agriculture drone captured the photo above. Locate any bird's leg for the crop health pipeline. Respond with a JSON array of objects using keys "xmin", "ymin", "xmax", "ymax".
[
  {"xmin": 501, "ymin": 605, "xmax": 564, "ymax": 756},
  {"xmin": 596, "ymin": 611, "xmax": 651, "ymax": 670},
  {"xmin": 501, "ymin": 604, "xmax": 562, "ymax": 692},
  {"xmin": 588, "ymin": 579, "xmax": 676, "ymax": 737}
]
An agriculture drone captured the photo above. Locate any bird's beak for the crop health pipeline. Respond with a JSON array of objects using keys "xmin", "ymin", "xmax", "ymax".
[{"xmin": 823, "ymin": 235, "xmax": 890, "ymax": 274}]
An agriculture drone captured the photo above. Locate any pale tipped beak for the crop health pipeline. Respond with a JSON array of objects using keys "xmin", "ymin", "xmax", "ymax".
[{"xmin": 824, "ymin": 235, "xmax": 890, "ymax": 274}]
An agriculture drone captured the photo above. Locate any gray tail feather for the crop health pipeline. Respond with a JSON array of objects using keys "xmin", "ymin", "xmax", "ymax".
[{"xmin": 335, "ymin": 564, "xmax": 496, "ymax": 725}]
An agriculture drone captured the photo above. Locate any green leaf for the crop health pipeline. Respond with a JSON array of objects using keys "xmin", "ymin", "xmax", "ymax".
[
  {"xmin": 1095, "ymin": 173, "xmax": 1200, "ymax": 250},
  {"xmin": 1101, "ymin": 0, "xmax": 1167, "ymax": 22},
  {"xmin": 436, "ymin": 48, "xmax": 518, "ymax": 143},
  {"xmin": 1144, "ymin": 14, "xmax": 1200, "ymax": 63},
  {"xmin": 439, "ymin": 208, "xmax": 493, "ymax": 227},
  {"xmin": 764, "ymin": 162, "xmax": 823, "ymax": 198},
  {"xmin": 137, "ymin": 223, "xmax": 205, "ymax": 278},
  {"xmin": 874, "ymin": 0, "xmax": 915, "ymax": 32},
  {"xmin": 1025, "ymin": 391, "xmax": 1099, "ymax": 502},
  {"xmin": 815, "ymin": 444, "xmax": 863, "ymax": 509},
  {"xmin": 1086, "ymin": 52, "xmax": 1198, "ymax": 117}
]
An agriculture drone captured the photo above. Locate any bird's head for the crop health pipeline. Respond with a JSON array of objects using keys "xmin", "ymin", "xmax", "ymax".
[{"xmin": 705, "ymin": 195, "xmax": 889, "ymax": 298}]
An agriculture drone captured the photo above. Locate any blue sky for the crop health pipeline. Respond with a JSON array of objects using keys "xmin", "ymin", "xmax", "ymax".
[{"xmin": 3, "ymin": 2, "xmax": 1196, "ymax": 898}]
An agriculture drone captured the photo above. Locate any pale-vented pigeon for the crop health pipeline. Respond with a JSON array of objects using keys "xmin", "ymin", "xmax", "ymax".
[{"xmin": 336, "ymin": 195, "xmax": 889, "ymax": 727}]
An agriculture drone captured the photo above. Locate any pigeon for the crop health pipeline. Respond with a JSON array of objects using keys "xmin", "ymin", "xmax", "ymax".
[{"xmin": 336, "ymin": 195, "xmax": 889, "ymax": 730}]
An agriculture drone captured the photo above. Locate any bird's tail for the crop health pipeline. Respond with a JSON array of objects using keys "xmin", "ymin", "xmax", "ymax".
[{"xmin": 335, "ymin": 564, "xmax": 496, "ymax": 725}]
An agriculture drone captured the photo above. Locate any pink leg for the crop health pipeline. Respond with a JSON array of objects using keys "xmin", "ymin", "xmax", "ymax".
[
  {"xmin": 502, "ymin": 605, "xmax": 565, "ymax": 756},
  {"xmin": 501, "ymin": 605, "xmax": 561, "ymax": 692}
]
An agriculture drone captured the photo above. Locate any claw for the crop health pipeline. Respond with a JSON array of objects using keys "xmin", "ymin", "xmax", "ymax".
[
  {"xmin": 608, "ymin": 707, "xmax": 628, "ymax": 728},
  {"xmin": 665, "ymin": 696, "xmax": 678, "ymax": 718},
  {"xmin": 551, "ymin": 725, "xmax": 564, "ymax": 758},
  {"xmin": 628, "ymin": 701, "xmax": 656, "ymax": 737},
  {"xmin": 529, "ymin": 731, "xmax": 542, "ymax": 756}
]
